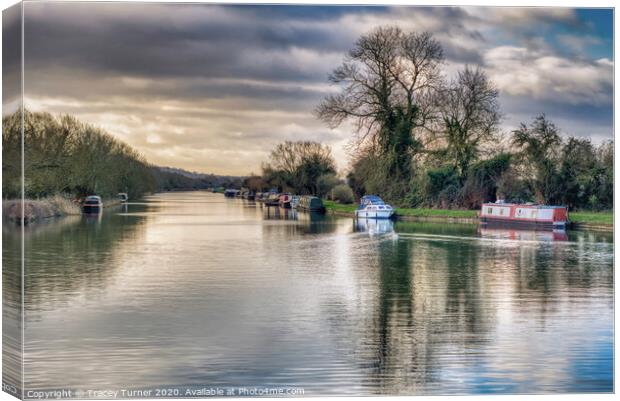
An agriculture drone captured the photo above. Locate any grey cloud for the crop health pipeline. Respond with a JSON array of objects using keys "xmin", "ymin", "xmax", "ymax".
[
  {"xmin": 23, "ymin": 2, "xmax": 353, "ymax": 83},
  {"xmin": 500, "ymin": 94, "xmax": 613, "ymax": 142},
  {"xmin": 14, "ymin": 3, "xmax": 613, "ymax": 175},
  {"xmin": 2, "ymin": 2, "xmax": 21, "ymax": 112}
]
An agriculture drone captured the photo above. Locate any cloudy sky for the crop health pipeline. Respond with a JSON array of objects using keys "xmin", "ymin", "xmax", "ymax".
[{"xmin": 10, "ymin": 2, "xmax": 614, "ymax": 175}]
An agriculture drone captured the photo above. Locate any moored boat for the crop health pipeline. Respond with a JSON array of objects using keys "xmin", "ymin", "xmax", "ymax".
[
  {"xmin": 82, "ymin": 195, "xmax": 103, "ymax": 214},
  {"xmin": 297, "ymin": 195, "xmax": 325, "ymax": 213},
  {"xmin": 480, "ymin": 201, "xmax": 568, "ymax": 230},
  {"xmin": 279, "ymin": 193, "xmax": 292, "ymax": 209},
  {"xmin": 264, "ymin": 193, "xmax": 280, "ymax": 207},
  {"xmin": 355, "ymin": 195, "xmax": 394, "ymax": 219},
  {"xmin": 291, "ymin": 195, "xmax": 300, "ymax": 209},
  {"xmin": 224, "ymin": 189, "xmax": 238, "ymax": 198}
]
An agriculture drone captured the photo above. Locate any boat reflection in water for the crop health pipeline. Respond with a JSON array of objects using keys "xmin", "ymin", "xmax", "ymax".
[
  {"xmin": 262, "ymin": 206, "xmax": 298, "ymax": 220},
  {"xmin": 82, "ymin": 211, "xmax": 103, "ymax": 224},
  {"xmin": 479, "ymin": 227, "xmax": 569, "ymax": 242},
  {"xmin": 355, "ymin": 217, "xmax": 395, "ymax": 237}
]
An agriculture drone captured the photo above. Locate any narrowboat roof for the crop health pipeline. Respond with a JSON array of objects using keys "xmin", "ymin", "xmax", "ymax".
[{"xmin": 482, "ymin": 202, "xmax": 566, "ymax": 209}]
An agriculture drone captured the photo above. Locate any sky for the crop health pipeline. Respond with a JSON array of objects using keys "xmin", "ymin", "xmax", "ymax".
[{"xmin": 5, "ymin": 2, "xmax": 614, "ymax": 175}]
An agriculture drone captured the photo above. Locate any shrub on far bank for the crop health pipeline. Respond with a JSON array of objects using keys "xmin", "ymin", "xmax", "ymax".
[{"xmin": 331, "ymin": 184, "xmax": 355, "ymax": 204}]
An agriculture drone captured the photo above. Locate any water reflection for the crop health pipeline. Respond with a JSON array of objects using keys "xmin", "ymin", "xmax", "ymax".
[
  {"xmin": 479, "ymin": 227, "xmax": 568, "ymax": 242},
  {"xmin": 262, "ymin": 206, "xmax": 297, "ymax": 220},
  {"xmin": 2, "ymin": 224, "xmax": 23, "ymax": 394},
  {"xmin": 20, "ymin": 209, "xmax": 148, "ymax": 315},
  {"xmin": 3, "ymin": 192, "xmax": 612, "ymax": 395},
  {"xmin": 354, "ymin": 218, "xmax": 395, "ymax": 236}
]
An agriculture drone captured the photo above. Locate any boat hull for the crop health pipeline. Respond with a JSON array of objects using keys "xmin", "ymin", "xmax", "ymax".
[
  {"xmin": 356, "ymin": 210, "xmax": 394, "ymax": 219},
  {"xmin": 82, "ymin": 204, "xmax": 102, "ymax": 214},
  {"xmin": 480, "ymin": 203, "xmax": 568, "ymax": 231}
]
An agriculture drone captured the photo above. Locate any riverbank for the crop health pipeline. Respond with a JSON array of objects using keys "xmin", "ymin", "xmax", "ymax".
[
  {"xmin": 569, "ymin": 211, "xmax": 614, "ymax": 231},
  {"xmin": 323, "ymin": 201, "xmax": 613, "ymax": 231},
  {"xmin": 3, "ymin": 196, "xmax": 122, "ymax": 224}
]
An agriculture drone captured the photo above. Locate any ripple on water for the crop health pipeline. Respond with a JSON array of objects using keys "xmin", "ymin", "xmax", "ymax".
[{"xmin": 4, "ymin": 192, "xmax": 612, "ymax": 395}]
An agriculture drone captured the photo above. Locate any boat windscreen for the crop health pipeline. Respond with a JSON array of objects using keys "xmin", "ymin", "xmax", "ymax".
[{"xmin": 361, "ymin": 195, "xmax": 385, "ymax": 204}]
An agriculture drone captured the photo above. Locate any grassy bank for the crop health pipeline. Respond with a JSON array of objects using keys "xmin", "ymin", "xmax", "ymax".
[
  {"xmin": 324, "ymin": 201, "xmax": 613, "ymax": 227},
  {"xmin": 323, "ymin": 200, "xmax": 357, "ymax": 213},
  {"xmin": 394, "ymin": 208, "xmax": 477, "ymax": 218},
  {"xmin": 324, "ymin": 200, "xmax": 477, "ymax": 218},
  {"xmin": 569, "ymin": 211, "xmax": 613, "ymax": 226}
]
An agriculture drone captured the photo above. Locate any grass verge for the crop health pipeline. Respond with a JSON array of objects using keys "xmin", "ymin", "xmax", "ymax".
[
  {"xmin": 569, "ymin": 211, "xmax": 613, "ymax": 225},
  {"xmin": 324, "ymin": 200, "xmax": 477, "ymax": 218},
  {"xmin": 323, "ymin": 200, "xmax": 357, "ymax": 213},
  {"xmin": 324, "ymin": 200, "xmax": 613, "ymax": 227},
  {"xmin": 394, "ymin": 208, "xmax": 478, "ymax": 218}
]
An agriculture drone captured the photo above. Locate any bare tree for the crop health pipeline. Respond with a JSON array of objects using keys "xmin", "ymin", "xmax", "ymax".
[
  {"xmin": 439, "ymin": 66, "xmax": 501, "ymax": 177},
  {"xmin": 266, "ymin": 141, "xmax": 334, "ymax": 175},
  {"xmin": 262, "ymin": 141, "xmax": 337, "ymax": 195},
  {"xmin": 316, "ymin": 27, "xmax": 444, "ymax": 159}
]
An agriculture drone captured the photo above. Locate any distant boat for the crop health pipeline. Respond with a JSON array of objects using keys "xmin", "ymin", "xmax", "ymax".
[
  {"xmin": 224, "ymin": 189, "xmax": 238, "ymax": 198},
  {"xmin": 264, "ymin": 193, "xmax": 280, "ymax": 207},
  {"xmin": 82, "ymin": 195, "xmax": 103, "ymax": 214},
  {"xmin": 356, "ymin": 195, "xmax": 394, "ymax": 219},
  {"xmin": 291, "ymin": 195, "xmax": 300, "ymax": 209},
  {"xmin": 297, "ymin": 195, "xmax": 325, "ymax": 213},
  {"xmin": 480, "ymin": 201, "xmax": 568, "ymax": 230},
  {"xmin": 117, "ymin": 192, "xmax": 128, "ymax": 202},
  {"xmin": 279, "ymin": 193, "xmax": 292, "ymax": 209}
]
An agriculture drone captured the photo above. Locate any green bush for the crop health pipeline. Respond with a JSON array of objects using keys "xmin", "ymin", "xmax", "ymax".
[{"xmin": 331, "ymin": 184, "xmax": 355, "ymax": 204}]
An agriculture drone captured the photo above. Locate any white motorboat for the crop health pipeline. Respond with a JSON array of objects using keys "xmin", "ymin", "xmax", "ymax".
[{"xmin": 355, "ymin": 195, "xmax": 394, "ymax": 219}]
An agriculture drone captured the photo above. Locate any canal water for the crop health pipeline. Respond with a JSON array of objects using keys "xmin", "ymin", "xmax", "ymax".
[{"xmin": 3, "ymin": 191, "xmax": 614, "ymax": 396}]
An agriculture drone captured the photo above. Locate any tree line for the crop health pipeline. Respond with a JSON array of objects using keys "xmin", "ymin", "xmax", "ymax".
[
  {"xmin": 310, "ymin": 26, "xmax": 613, "ymax": 211},
  {"xmin": 3, "ymin": 27, "xmax": 612, "ymax": 211},
  {"xmin": 2, "ymin": 111, "xmax": 242, "ymax": 200}
]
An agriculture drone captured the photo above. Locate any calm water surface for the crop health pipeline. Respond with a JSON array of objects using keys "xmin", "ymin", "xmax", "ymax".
[{"xmin": 3, "ymin": 191, "xmax": 614, "ymax": 396}]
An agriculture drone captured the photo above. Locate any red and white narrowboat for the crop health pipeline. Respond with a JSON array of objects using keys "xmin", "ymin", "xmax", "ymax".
[{"xmin": 480, "ymin": 201, "xmax": 568, "ymax": 230}]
